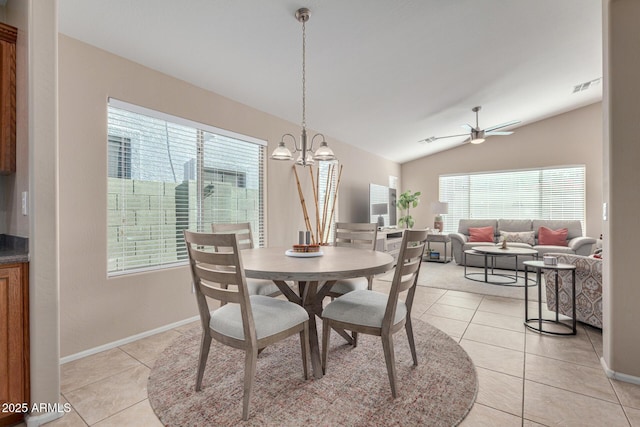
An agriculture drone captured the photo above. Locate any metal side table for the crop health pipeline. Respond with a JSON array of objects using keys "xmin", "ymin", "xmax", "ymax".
[
  {"xmin": 425, "ymin": 233, "xmax": 451, "ymax": 263},
  {"xmin": 524, "ymin": 260, "xmax": 577, "ymax": 335}
]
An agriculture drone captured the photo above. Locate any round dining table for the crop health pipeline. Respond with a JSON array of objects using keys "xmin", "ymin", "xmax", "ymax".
[{"xmin": 241, "ymin": 246, "xmax": 395, "ymax": 378}]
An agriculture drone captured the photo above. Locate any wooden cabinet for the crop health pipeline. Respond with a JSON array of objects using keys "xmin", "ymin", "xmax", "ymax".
[
  {"xmin": 0, "ymin": 263, "xmax": 29, "ymax": 427},
  {"xmin": 0, "ymin": 22, "xmax": 17, "ymax": 175}
]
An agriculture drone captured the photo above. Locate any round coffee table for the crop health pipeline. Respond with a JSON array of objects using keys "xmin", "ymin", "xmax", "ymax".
[{"xmin": 464, "ymin": 246, "xmax": 538, "ymax": 286}]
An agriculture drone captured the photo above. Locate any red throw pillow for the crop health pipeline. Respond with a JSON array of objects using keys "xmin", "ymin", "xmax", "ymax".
[
  {"xmin": 538, "ymin": 226, "xmax": 568, "ymax": 246},
  {"xmin": 468, "ymin": 226, "xmax": 494, "ymax": 242}
]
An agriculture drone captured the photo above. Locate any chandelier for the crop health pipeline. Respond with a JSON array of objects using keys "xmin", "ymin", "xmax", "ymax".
[{"xmin": 270, "ymin": 7, "xmax": 336, "ymax": 167}]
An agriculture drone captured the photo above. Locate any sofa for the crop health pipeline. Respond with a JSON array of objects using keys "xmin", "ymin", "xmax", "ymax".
[
  {"xmin": 543, "ymin": 253, "xmax": 602, "ymax": 329},
  {"xmin": 449, "ymin": 219, "xmax": 596, "ymax": 270}
]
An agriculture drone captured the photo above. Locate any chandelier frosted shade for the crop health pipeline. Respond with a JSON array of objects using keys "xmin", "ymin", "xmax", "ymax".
[
  {"xmin": 313, "ymin": 140, "xmax": 336, "ymax": 161},
  {"xmin": 271, "ymin": 141, "xmax": 293, "ymax": 160},
  {"xmin": 296, "ymin": 150, "xmax": 315, "ymax": 165}
]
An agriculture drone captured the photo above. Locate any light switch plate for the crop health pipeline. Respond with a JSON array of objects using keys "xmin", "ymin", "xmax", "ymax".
[{"xmin": 21, "ymin": 191, "xmax": 28, "ymax": 216}]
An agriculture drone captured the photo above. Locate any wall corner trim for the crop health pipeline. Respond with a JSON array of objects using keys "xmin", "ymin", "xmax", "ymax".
[
  {"xmin": 25, "ymin": 410, "xmax": 64, "ymax": 427},
  {"xmin": 601, "ymin": 356, "xmax": 640, "ymax": 385}
]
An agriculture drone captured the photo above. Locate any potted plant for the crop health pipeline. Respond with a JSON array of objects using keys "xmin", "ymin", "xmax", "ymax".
[{"xmin": 397, "ymin": 190, "xmax": 421, "ymax": 228}]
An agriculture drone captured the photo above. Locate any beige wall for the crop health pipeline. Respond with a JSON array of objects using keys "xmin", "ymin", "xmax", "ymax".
[
  {"xmin": 6, "ymin": 0, "xmax": 62, "ymax": 418},
  {"xmin": 58, "ymin": 35, "xmax": 399, "ymax": 357},
  {"xmin": 401, "ymin": 102, "xmax": 604, "ymax": 239},
  {"xmin": 602, "ymin": 0, "xmax": 640, "ymax": 380}
]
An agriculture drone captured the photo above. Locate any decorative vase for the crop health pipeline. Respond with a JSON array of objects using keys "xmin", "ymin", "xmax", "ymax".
[{"xmin": 434, "ymin": 215, "xmax": 443, "ymax": 232}]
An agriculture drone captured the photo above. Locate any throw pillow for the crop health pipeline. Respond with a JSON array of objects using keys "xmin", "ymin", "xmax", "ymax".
[
  {"xmin": 468, "ymin": 226, "xmax": 494, "ymax": 242},
  {"xmin": 538, "ymin": 226, "xmax": 568, "ymax": 246},
  {"xmin": 499, "ymin": 230, "xmax": 535, "ymax": 245}
]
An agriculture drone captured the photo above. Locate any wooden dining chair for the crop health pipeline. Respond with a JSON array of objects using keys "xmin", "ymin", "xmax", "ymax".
[
  {"xmin": 327, "ymin": 222, "xmax": 378, "ymax": 298},
  {"xmin": 211, "ymin": 222, "xmax": 281, "ymax": 297},
  {"xmin": 184, "ymin": 230, "xmax": 310, "ymax": 420},
  {"xmin": 321, "ymin": 228, "xmax": 428, "ymax": 398}
]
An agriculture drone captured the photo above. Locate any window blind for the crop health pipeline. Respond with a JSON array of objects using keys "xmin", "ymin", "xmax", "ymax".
[
  {"xmin": 439, "ymin": 166, "xmax": 586, "ymax": 234},
  {"xmin": 107, "ymin": 99, "xmax": 266, "ymax": 276}
]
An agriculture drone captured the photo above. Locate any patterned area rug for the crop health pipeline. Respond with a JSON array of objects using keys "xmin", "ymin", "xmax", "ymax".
[
  {"xmin": 377, "ymin": 261, "xmax": 541, "ymax": 301},
  {"xmin": 148, "ymin": 319, "xmax": 477, "ymax": 426}
]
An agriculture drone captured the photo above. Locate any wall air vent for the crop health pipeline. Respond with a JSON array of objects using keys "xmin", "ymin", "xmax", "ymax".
[{"xmin": 573, "ymin": 78, "xmax": 601, "ymax": 93}]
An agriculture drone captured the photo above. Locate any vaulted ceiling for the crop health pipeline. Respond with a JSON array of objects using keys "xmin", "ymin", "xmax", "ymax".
[{"xmin": 58, "ymin": 0, "xmax": 602, "ymax": 163}]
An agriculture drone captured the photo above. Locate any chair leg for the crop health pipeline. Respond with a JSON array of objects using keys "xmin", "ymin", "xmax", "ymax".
[
  {"xmin": 242, "ymin": 347, "xmax": 258, "ymax": 421},
  {"xmin": 381, "ymin": 332, "xmax": 398, "ymax": 398},
  {"xmin": 300, "ymin": 322, "xmax": 310, "ymax": 380},
  {"xmin": 405, "ymin": 317, "xmax": 418, "ymax": 366},
  {"xmin": 322, "ymin": 318, "xmax": 331, "ymax": 374},
  {"xmin": 195, "ymin": 332, "xmax": 212, "ymax": 391},
  {"xmin": 352, "ymin": 331, "xmax": 359, "ymax": 347}
]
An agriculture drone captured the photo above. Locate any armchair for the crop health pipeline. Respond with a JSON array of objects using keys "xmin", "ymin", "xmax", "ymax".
[{"xmin": 543, "ymin": 253, "xmax": 602, "ymax": 329}]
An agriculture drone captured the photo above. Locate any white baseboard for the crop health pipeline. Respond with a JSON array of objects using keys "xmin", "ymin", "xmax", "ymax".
[
  {"xmin": 601, "ymin": 356, "xmax": 640, "ymax": 385},
  {"xmin": 60, "ymin": 315, "xmax": 200, "ymax": 365},
  {"xmin": 26, "ymin": 409, "xmax": 64, "ymax": 427}
]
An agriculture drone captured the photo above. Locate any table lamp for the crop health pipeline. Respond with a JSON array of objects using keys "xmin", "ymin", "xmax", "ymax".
[{"xmin": 431, "ymin": 201, "xmax": 448, "ymax": 232}]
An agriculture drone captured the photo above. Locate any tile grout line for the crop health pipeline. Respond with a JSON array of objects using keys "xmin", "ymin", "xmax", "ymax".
[{"xmin": 60, "ymin": 348, "xmax": 142, "ymax": 394}]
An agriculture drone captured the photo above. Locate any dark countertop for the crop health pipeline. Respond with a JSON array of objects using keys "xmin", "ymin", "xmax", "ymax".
[{"xmin": 0, "ymin": 234, "xmax": 29, "ymax": 264}]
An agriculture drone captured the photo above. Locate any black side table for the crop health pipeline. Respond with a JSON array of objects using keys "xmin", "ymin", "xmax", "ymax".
[{"xmin": 524, "ymin": 260, "xmax": 577, "ymax": 335}]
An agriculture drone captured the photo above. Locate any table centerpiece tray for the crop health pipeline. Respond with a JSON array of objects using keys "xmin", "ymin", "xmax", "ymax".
[{"xmin": 285, "ymin": 249, "xmax": 324, "ymax": 258}]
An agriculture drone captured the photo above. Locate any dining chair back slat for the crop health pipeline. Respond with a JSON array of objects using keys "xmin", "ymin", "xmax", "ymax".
[
  {"xmin": 212, "ymin": 222, "xmax": 254, "ymax": 250},
  {"xmin": 327, "ymin": 223, "xmax": 379, "ymax": 305},
  {"xmin": 195, "ymin": 275, "xmax": 243, "ymax": 304},
  {"xmin": 334, "ymin": 222, "xmax": 378, "ymax": 250},
  {"xmin": 211, "ymin": 222, "xmax": 282, "ymax": 298}
]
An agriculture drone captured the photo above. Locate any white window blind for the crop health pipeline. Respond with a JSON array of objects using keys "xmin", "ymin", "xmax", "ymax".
[
  {"xmin": 107, "ymin": 99, "xmax": 266, "ymax": 276},
  {"xmin": 439, "ymin": 166, "xmax": 586, "ymax": 234}
]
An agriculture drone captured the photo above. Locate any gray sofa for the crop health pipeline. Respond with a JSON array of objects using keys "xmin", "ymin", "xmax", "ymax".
[{"xmin": 449, "ymin": 219, "xmax": 596, "ymax": 270}]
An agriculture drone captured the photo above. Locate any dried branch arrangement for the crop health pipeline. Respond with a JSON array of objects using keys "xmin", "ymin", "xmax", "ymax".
[{"xmin": 292, "ymin": 163, "xmax": 343, "ymax": 245}]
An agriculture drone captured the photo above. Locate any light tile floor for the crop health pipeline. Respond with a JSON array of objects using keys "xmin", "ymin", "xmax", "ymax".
[{"xmin": 35, "ymin": 281, "xmax": 640, "ymax": 427}]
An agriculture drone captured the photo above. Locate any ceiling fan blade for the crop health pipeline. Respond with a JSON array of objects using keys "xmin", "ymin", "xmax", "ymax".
[
  {"xmin": 485, "ymin": 131, "xmax": 514, "ymax": 136},
  {"xmin": 484, "ymin": 120, "xmax": 521, "ymax": 132},
  {"xmin": 419, "ymin": 133, "xmax": 469, "ymax": 143}
]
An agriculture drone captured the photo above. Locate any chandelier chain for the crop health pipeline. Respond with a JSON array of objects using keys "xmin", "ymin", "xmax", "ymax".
[{"xmin": 301, "ymin": 18, "xmax": 306, "ymax": 130}]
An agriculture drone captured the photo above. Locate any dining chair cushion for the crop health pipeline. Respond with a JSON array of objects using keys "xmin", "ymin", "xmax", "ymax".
[
  {"xmin": 246, "ymin": 278, "xmax": 281, "ymax": 296},
  {"xmin": 210, "ymin": 295, "xmax": 308, "ymax": 340},
  {"xmin": 330, "ymin": 277, "xmax": 368, "ymax": 295},
  {"xmin": 322, "ymin": 290, "xmax": 407, "ymax": 328}
]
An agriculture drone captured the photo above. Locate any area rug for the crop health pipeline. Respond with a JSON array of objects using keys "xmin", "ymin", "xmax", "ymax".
[
  {"xmin": 148, "ymin": 319, "xmax": 477, "ymax": 426},
  {"xmin": 377, "ymin": 261, "xmax": 541, "ymax": 301}
]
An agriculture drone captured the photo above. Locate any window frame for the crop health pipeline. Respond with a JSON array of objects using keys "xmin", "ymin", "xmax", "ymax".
[{"xmin": 107, "ymin": 98, "xmax": 267, "ymax": 277}]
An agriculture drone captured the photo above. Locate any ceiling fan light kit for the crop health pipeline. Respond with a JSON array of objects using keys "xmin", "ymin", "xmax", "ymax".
[{"xmin": 421, "ymin": 106, "xmax": 520, "ymax": 146}]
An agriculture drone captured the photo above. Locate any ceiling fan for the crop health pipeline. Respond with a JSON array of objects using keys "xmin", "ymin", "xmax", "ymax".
[{"xmin": 420, "ymin": 106, "xmax": 520, "ymax": 145}]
